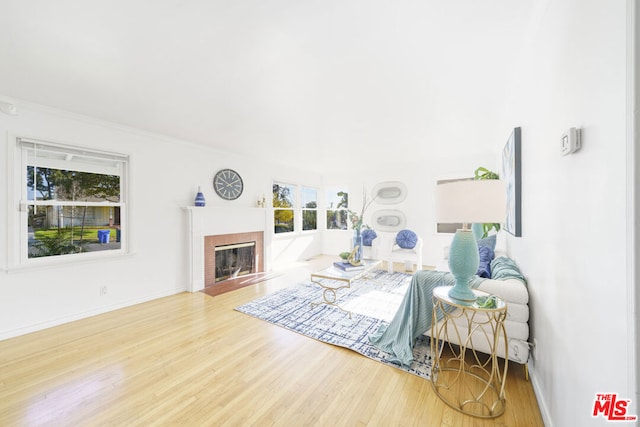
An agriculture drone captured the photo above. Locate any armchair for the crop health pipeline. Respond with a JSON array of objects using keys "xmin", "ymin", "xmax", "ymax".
[
  {"xmin": 373, "ymin": 229, "xmax": 423, "ymax": 273},
  {"xmin": 360, "ymin": 229, "xmax": 378, "ymax": 260}
]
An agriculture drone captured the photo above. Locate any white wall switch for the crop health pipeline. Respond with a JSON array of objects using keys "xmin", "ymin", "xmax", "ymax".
[{"xmin": 561, "ymin": 127, "xmax": 582, "ymax": 156}]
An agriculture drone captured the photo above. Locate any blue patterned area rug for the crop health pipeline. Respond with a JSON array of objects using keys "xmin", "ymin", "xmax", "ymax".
[{"xmin": 234, "ymin": 269, "xmax": 432, "ymax": 380}]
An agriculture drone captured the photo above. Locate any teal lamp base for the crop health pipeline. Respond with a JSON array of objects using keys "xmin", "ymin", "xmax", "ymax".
[
  {"xmin": 448, "ymin": 277, "xmax": 477, "ymax": 303},
  {"xmin": 447, "ymin": 229, "xmax": 479, "ymax": 304},
  {"xmin": 472, "ymin": 223, "xmax": 484, "ymax": 240}
]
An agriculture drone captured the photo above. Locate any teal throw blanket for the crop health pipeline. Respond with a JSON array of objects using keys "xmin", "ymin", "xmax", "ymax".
[
  {"xmin": 368, "ymin": 271, "xmax": 486, "ymax": 367},
  {"xmin": 368, "ymin": 256, "xmax": 525, "ymax": 367},
  {"xmin": 491, "ymin": 256, "xmax": 527, "ymax": 283}
]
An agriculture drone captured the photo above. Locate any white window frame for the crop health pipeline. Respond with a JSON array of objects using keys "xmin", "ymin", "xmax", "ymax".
[
  {"xmin": 273, "ymin": 181, "xmax": 297, "ymax": 235},
  {"xmin": 326, "ymin": 187, "xmax": 349, "ymax": 230},
  {"xmin": 7, "ymin": 136, "xmax": 130, "ymax": 269},
  {"xmin": 301, "ymin": 186, "xmax": 318, "ymax": 232}
]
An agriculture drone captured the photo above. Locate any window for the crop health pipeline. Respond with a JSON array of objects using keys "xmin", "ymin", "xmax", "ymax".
[
  {"xmin": 326, "ymin": 188, "xmax": 348, "ymax": 230},
  {"xmin": 273, "ymin": 182, "xmax": 296, "ymax": 233},
  {"xmin": 301, "ymin": 187, "xmax": 317, "ymax": 231},
  {"xmin": 15, "ymin": 138, "xmax": 128, "ymax": 262}
]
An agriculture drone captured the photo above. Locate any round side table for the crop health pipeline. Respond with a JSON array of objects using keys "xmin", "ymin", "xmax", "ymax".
[{"xmin": 430, "ymin": 286, "xmax": 508, "ymax": 418}]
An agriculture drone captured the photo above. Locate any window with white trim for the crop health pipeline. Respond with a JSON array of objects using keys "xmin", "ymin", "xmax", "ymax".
[
  {"xmin": 273, "ymin": 182, "xmax": 296, "ymax": 234},
  {"xmin": 326, "ymin": 188, "xmax": 348, "ymax": 230},
  {"xmin": 301, "ymin": 187, "xmax": 318, "ymax": 231},
  {"xmin": 15, "ymin": 138, "xmax": 128, "ymax": 262}
]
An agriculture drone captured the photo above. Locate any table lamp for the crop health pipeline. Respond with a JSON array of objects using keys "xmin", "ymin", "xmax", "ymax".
[{"xmin": 435, "ymin": 180, "xmax": 506, "ymax": 303}]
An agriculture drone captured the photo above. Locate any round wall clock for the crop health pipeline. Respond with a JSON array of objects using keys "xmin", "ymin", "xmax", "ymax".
[{"xmin": 213, "ymin": 169, "xmax": 244, "ymax": 200}]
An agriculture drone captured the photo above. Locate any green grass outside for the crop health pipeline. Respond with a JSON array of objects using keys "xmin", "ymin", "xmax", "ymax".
[{"xmin": 34, "ymin": 227, "xmax": 115, "ymax": 242}]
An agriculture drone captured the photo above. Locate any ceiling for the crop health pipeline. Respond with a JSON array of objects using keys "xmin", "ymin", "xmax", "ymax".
[{"xmin": 0, "ymin": 0, "xmax": 538, "ymax": 174}]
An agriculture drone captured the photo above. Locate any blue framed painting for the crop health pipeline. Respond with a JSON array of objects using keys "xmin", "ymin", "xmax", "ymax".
[{"xmin": 502, "ymin": 127, "xmax": 522, "ymax": 237}]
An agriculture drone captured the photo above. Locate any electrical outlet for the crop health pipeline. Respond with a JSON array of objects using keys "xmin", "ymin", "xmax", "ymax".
[
  {"xmin": 100, "ymin": 286, "xmax": 108, "ymax": 296},
  {"xmin": 561, "ymin": 127, "xmax": 582, "ymax": 155},
  {"xmin": 532, "ymin": 338, "xmax": 538, "ymax": 360}
]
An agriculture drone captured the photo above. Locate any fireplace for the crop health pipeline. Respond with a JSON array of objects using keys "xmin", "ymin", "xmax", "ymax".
[
  {"xmin": 215, "ymin": 241, "xmax": 255, "ymax": 282},
  {"xmin": 185, "ymin": 206, "xmax": 268, "ymax": 292},
  {"xmin": 204, "ymin": 231, "xmax": 264, "ymax": 287}
]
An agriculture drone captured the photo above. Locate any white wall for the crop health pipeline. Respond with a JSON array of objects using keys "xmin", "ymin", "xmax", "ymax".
[
  {"xmin": 3, "ymin": 97, "xmax": 472, "ymax": 338},
  {"xmin": 338, "ymin": 152, "xmax": 499, "ymax": 268},
  {"xmin": 497, "ymin": 1, "xmax": 633, "ymax": 425},
  {"xmin": 0, "ymin": 101, "xmax": 321, "ymax": 339},
  {"xmin": 1, "ymin": 4, "xmax": 634, "ymax": 425}
]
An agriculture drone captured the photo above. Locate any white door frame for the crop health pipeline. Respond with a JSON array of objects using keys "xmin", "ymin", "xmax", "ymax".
[{"xmin": 626, "ymin": 0, "xmax": 639, "ymax": 413}]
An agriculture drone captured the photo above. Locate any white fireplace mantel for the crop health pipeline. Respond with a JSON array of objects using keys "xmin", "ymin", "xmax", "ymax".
[{"xmin": 184, "ymin": 206, "xmax": 269, "ymax": 292}]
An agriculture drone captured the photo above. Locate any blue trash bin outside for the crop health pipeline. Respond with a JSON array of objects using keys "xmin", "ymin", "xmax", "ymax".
[{"xmin": 98, "ymin": 230, "xmax": 110, "ymax": 244}]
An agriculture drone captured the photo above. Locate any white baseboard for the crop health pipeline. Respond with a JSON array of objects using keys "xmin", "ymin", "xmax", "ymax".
[
  {"xmin": 528, "ymin": 357, "xmax": 553, "ymax": 427},
  {"xmin": 0, "ymin": 287, "xmax": 185, "ymax": 341}
]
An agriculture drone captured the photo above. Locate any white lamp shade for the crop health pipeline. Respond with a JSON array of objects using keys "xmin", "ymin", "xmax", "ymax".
[{"xmin": 435, "ymin": 180, "xmax": 507, "ymax": 224}]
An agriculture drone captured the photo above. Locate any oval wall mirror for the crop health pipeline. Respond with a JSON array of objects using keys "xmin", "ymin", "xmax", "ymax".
[
  {"xmin": 372, "ymin": 181, "xmax": 407, "ymax": 204},
  {"xmin": 372, "ymin": 209, "xmax": 406, "ymax": 232}
]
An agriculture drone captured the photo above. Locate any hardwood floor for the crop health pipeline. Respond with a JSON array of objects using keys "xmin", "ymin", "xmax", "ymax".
[{"xmin": 0, "ymin": 256, "xmax": 544, "ymax": 426}]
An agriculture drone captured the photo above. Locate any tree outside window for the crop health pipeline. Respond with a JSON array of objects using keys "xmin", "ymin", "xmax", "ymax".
[
  {"xmin": 273, "ymin": 182, "xmax": 296, "ymax": 233},
  {"xmin": 18, "ymin": 138, "xmax": 127, "ymax": 262},
  {"xmin": 301, "ymin": 187, "xmax": 317, "ymax": 231},
  {"xmin": 326, "ymin": 188, "xmax": 348, "ymax": 230},
  {"xmin": 27, "ymin": 167, "xmax": 122, "ymax": 257}
]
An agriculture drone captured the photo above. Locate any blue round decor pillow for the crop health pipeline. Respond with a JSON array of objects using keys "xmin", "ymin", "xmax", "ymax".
[
  {"xmin": 361, "ymin": 229, "xmax": 377, "ymax": 246},
  {"xmin": 396, "ymin": 229, "xmax": 418, "ymax": 249}
]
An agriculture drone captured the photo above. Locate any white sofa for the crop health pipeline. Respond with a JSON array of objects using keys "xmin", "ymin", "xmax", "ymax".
[
  {"xmin": 426, "ymin": 243, "xmax": 531, "ymax": 372},
  {"xmin": 424, "ymin": 274, "xmax": 530, "ymax": 366}
]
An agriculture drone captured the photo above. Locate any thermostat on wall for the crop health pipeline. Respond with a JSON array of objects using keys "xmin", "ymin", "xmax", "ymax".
[{"xmin": 561, "ymin": 127, "xmax": 582, "ymax": 156}]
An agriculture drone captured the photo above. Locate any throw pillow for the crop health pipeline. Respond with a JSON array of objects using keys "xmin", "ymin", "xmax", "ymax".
[
  {"xmin": 476, "ymin": 245, "xmax": 495, "ymax": 278},
  {"xmin": 477, "ymin": 234, "xmax": 497, "ymax": 252},
  {"xmin": 361, "ymin": 229, "xmax": 377, "ymax": 247},
  {"xmin": 395, "ymin": 229, "xmax": 418, "ymax": 249}
]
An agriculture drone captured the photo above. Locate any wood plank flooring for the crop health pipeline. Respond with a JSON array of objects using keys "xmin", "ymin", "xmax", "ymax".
[{"xmin": 0, "ymin": 256, "xmax": 544, "ymax": 426}]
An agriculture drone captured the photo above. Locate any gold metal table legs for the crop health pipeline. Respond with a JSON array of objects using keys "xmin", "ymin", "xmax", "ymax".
[
  {"xmin": 430, "ymin": 286, "xmax": 508, "ymax": 418},
  {"xmin": 309, "ymin": 279, "xmax": 352, "ymax": 318}
]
